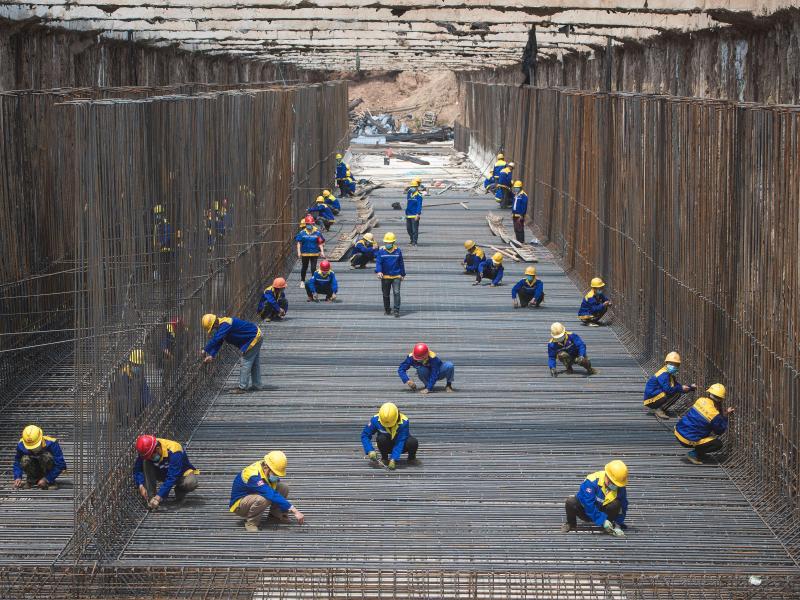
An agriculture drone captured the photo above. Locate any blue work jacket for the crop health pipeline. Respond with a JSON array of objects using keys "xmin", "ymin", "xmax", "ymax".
[
  {"xmin": 547, "ymin": 332, "xmax": 587, "ymax": 368},
  {"xmin": 306, "ymin": 270, "xmax": 338, "ymax": 294},
  {"xmin": 464, "ymin": 246, "xmax": 486, "ymax": 269},
  {"xmin": 133, "ymin": 438, "xmax": 198, "ymax": 498},
  {"xmin": 353, "ymin": 238, "xmax": 377, "ymax": 257},
  {"xmin": 295, "ymin": 227, "xmax": 324, "ymax": 256},
  {"xmin": 578, "ymin": 289, "xmax": 609, "ymax": 318},
  {"xmin": 375, "ymin": 246, "xmax": 406, "ymax": 278},
  {"xmin": 398, "ymin": 351, "xmax": 444, "ymax": 391},
  {"xmin": 576, "ymin": 470, "xmax": 628, "ymax": 526},
  {"xmin": 405, "ymin": 191, "xmax": 423, "ymax": 218},
  {"xmin": 324, "ymin": 196, "xmax": 341, "ymax": 211},
  {"xmin": 229, "ymin": 461, "xmax": 291, "ymax": 512},
  {"xmin": 335, "ymin": 162, "xmax": 349, "ymax": 180},
  {"xmin": 511, "ymin": 277, "xmax": 543, "ymax": 301},
  {"xmin": 13, "ymin": 436, "xmax": 67, "ymax": 483},
  {"xmin": 257, "ymin": 286, "xmax": 285, "ymax": 315},
  {"xmin": 492, "ymin": 160, "xmax": 507, "ymax": 180},
  {"xmin": 308, "ymin": 203, "xmax": 335, "ymax": 222},
  {"xmin": 479, "ymin": 259, "xmax": 504, "ymax": 285},
  {"xmin": 675, "ymin": 397, "xmax": 728, "ymax": 445},
  {"xmin": 497, "ymin": 167, "xmax": 513, "ymax": 188},
  {"xmin": 204, "ymin": 317, "xmax": 261, "ymax": 357},
  {"xmin": 360, "ymin": 414, "xmax": 410, "ymax": 461},
  {"xmin": 512, "ymin": 191, "xmax": 528, "ymax": 217},
  {"xmin": 643, "ymin": 367, "xmax": 685, "ymax": 406}
]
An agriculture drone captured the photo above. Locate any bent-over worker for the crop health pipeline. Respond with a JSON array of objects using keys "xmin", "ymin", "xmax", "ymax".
[
  {"xmin": 398, "ymin": 343, "xmax": 455, "ymax": 394},
  {"xmin": 674, "ymin": 384, "xmax": 733, "ymax": 465},
  {"xmin": 134, "ymin": 434, "xmax": 199, "ymax": 509},
  {"xmin": 361, "ymin": 402, "xmax": 419, "ymax": 470},
  {"xmin": 474, "ymin": 252, "xmax": 504, "ymax": 286},
  {"xmin": 561, "ymin": 460, "xmax": 628, "ymax": 537},
  {"xmin": 201, "ymin": 314, "xmax": 263, "ymax": 393}
]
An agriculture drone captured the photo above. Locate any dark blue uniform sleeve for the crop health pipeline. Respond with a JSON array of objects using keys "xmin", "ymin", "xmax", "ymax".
[
  {"xmin": 574, "ymin": 335, "xmax": 587, "ymax": 358},
  {"xmin": 548, "ymin": 342, "xmax": 558, "ymax": 369},
  {"xmin": 657, "ymin": 372, "xmax": 683, "ymax": 396},
  {"xmin": 157, "ymin": 450, "xmax": 185, "ymax": 498},
  {"xmin": 398, "ymin": 252, "xmax": 406, "ymax": 277},
  {"xmin": 710, "ymin": 415, "xmax": 729, "ymax": 435},
  {"xmin": 203, "ymin": 322, "xmax": 231, "ymax": 357},
  {"xmin": 375, "ymin": 253, "xmax": 383, "ymax": 274},
  {"xmin": 306, "ymin": 277, "xmax": 317, "ymax": 294},
  {"xmin": 266, "ymin": 292, "xmax": 282, "ymax": 313},
  {"xmin": 397, "ymin": 356, "xmax": 413, "ymax": 383},
  {"xmin": 533, "ymin": 280, "xmax": 544, "ymax": 301},
  {"xmin": 426, "ymin": 358, "xmax": 442, "ymax": 391},
  {"xmin": 13, "ymin": 446, "xmax": 23, "ymax": 480},
  {"xmin": 245, "ymin": 475, "xmax": 292, "ymax": 512},
  {"xmin": 133, "ymin": 456, "xmax": 145, "ymax": 486},
  {"xmin": 511, "ymin": 279, "xmax": 524, "ymax": 299},
  {"xmin": 391, "ymin": 421, "xmax": 410, "ymax": 461},
  {"xmin": 491, "ymin": 265, "xmax": 504, "ymax": 285},
  {"xmin": 45, "ymin": 441, "xmax": 67, "ymax": 483},
  {"xmin": 361, "ymin": 419, "xmax": 377, "ymax": 454},
  {"xmin": 331, "ymin": 273, "xmax": 339, "ymax": 294},
  {"xmin": 576, "ymin": 483, "xmax": 608, "ymax": 527}
]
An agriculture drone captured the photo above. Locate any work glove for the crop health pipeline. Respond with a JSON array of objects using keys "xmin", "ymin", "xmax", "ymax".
[
  {"xmin": 513, "ymin": 299, "xmax": 520, "ymax": 308},
  {"xmin": 387, "ymin": 460, "xmax": 396, "ymax": 470},
  {"xmin": 419, "ymin": 388, "xmax": 430, "ymax": 395},
  {"xmin": 406, "ymin": 380, "xmax": 417, "ymax": 391},
  {"xmin": 550, "ymin": 368, "xmax": 558, "ymax": 378},
  {"xmin": 148, "ymin": 496, "xmax": 161, "ymax": 510},
  {"xmin": 367, "ymin": 451, "xmax": 378, "ymax": 461},
  {"xmin": 611, "ymin": 525, "xmax": 626, "ymax": 538},
  {"xmin": 603, "ymin": 519, "xmax": 614, "ymax": 533}
]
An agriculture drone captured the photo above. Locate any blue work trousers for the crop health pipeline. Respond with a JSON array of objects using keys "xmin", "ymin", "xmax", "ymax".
[
  {"xmin": 239, "ymin": 339, "xmax": 263, "ymax": 390},
  {"xmin": 415, "ymin": 362, "xmax": 455, "ymax": 389}
]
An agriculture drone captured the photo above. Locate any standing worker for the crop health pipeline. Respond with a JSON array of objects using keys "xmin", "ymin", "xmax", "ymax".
[
  {"xmin": 361, "ymin": 402, "xmax": 419, "ymax": 470},
  {"xmin": 295, "ymin": 215, "xmax": 325, "ymax": 288},
  {"xmin": 305, "ymin": 260, "xmax": 338, "ymax": 302},
  {"xmin": 308, "ymin": 196, "xmax": 335, "ymax": 231},
  {"xmin": 561, "ymin": 460, "xmax": 628, "ymax": 536},
  {"xmin": 512, "ymin": 266, "xmax": 544, "ymax": 308},
  {"xmin": 511, "ymin": 180, "xmax": 528, "ymax": 243},
  {"xmin": 375, "ymin": 232, "xmax": 405, "ymax": 317},
  {"xmin": 643, "ymin": 352, "xmax": 697, "ymax": 419},
  {"xmin": 548, "ymin": 322, "xmax": 596, "ymax": 376},
  {"xmin": 578, "ymin": 278, "xmax": 611, "ymax": 326},
  {"xmin": 474, "ymin": 252, "xmax": 504, "ymax": 286},
  {"xmin": 462, "ymin": 240, "xmax": 486, "ymax": 274},
  {"xmin": 257, "ymin": 277, "xmax": 289, "ymax": 321},
  {"xmin": 12, "ymin": 425, "xmax": 66, "ymax": 490},
  {"xmin": 398, "ymin": 343, "xmax": 455, "ymax": 394},
  {"xmin": 405, "ymin": 178, "xmax": 423, "ymax": 246},
  {"xmin": 134, "ymin": 434, "xmax": 199, "ymax": 509},
  {"xmin": 350, "ymin": 232, "xmax": 377, "ymax": 269},
  {"xmin": 321, "ymin": 189, "xmax": 341, "ymax": 215},
  {"xmin": 491, "ymin": 152, "xmax": 507, "ymax": 180},
  {"xmin": 229, "ymin": 451, "xmax": 305, "ymax": 532},
  {"xmin": 335, "ymin": 153, "xmax": 350, "ymax": 197},
  {"xmin": 674, "ymin": 384, "xmax": 733, "ymax": 465},
  {"xmin": 201, "ymin": 314, "xmax": 263, "ymax": 393},
  {"xmin": 495, "ymin": 162, "xmax": 515, "ymax": 208}
]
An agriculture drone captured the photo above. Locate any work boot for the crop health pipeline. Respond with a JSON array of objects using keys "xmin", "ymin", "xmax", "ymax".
[
  {"xmin": 560, "ymin": 523, "xmax": 576, "ymax": 533},
  {"xmin": 407, "ymin": 457, "xmax": 421, "ymax": 465},
  {"xmin": 232, "ymin": 387, "xmax": 247, "ymax": 394},
  {"xmin": 445, "ymin": 383, "xmax": 455, "ymax": 393},
  {"xmin": 393, "ymin": 307, "xmax": 400, "ymax": 318},
  {"xmin": 587, "ymin": 322, "xmax": 601, "ymax": 327},
  {"xmin": 174, "ymin": 489, "xmax": 186, "ymax": 503},
  {"xmin": 384, "ymin": 309, "xmax": 392, "ymax": 316},
  {"xmin": 654, "ymin": 408, "xmax": 671, "ymax": 420},
  {"xmin": 244, "ymin": 522, "xmax": 259, "ymax": 533},
  {"xmin": 686, "ymin": 450, "xmax": 703, "ymax": 465}
]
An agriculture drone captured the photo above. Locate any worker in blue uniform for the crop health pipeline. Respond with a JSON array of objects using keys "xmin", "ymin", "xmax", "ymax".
[
  {"xmin": 229, "ymin": 451, "xmax": 305, "ymax": 532},
  {"xmin": 643, "ymin": 351, "xmax": 697, "ymax": 419},
  {"xmin": 674, "ymin": 383, "xmax": 733, "ymax": 465},
  {"xmin": 134, "ymin": 434, "xmax": 199, "ymax": 509},
  {"xmin": 201, "ymin": 313, "xmax": 263, "ymax": 393},
  {"xmin": 361, "ymin": 402, "xmax": 419, "ymax": 470},
  {"xmin": 405, "ymin": 178, "xmax": 423, "ymax": 246},
  {"xmin": 511, "ymin": 180, "xmax": 528, "ymax": 242},
  {"xmin": 398, "ymin": 343, "xmax": 455, "ymax": 394},
  {"xmin": 474, "ymin": 252, "xmax": 504, "ymax": 286},
  {"xmin": 462, "ymin": 240, "xmax": 486, "ymax": 274},
  {"xmin": 335, "ymin": 153, "xmax": 350, "ymax": 197},
  {"xmin": 512, "ymin": 266, "xmax": 544, "ymax": 308},
  {"xmin": 495, "ymin": 162, "xmax": 514, "ymax": 208},
  {"xmin": 321, "ymin": 189, "xmax": 341, "ymax": 215},
  {"xmin": 342, "ymin": 170, "xmax": 357, "ymax": 196},
  {"xmin": 561, "ymin": 460, "xmax": 628, "ymax": 536},
  {"xmin": 257, "ymin": 277, "xmax": 288, "ymax": 321},
  {"xmin": 375, "ymin": 232, "xmax": 405, "ymax": 317},
  {"xmin": 578, "ymin": 277, "xmax": 611, "ymax": 326},
  {"xmin": 305, "ymin": 260, "xmax": 338, "ymax": 301},
  {"xmin": 350, "ymin": 232, "xmax": 377, "ymax": 269},
  {"xmin": 548, "ymin": 322, "xmax": 596, "ymax": 376},
  {"xmin": 308, "ymin": 196, "xmax": 335, "ymax": 231},
  {"xmin": 483, "ymin": 170, "xmax": 494, "ymax": 193},
  {"xmin": 295, "ymin": 215, "xmax": 326, "ymax": 287},
  {"xmin": 12, "ymin": 425, "xmax": 66, "ymax": 490},
  {"xmin": 491, "ymin": 152, "xmax": 507, "ymax": 180}
]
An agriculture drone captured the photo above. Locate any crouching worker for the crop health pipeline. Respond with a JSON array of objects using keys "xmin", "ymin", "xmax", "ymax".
[
  {"xmin": 474, "ymin": 252, "xmax": 504, "ymax": 286},
  {"xmin": 643, "ymin": 351, "xmax": 697, "ymax": 419},
  {"xmin": 561, "ymin": 460, "xmax": 628, "ymax": 537},
  {"xmin": 512, "ymin": 266, "xmax": 544, "ymax": 308},
  {"xmin": 134, "ymin": 434, "xmax": 199, "ymax": 509},
  {"xmin": 462, "ymin": 240, "xmax": 485, "ymax": 274},
  {"xmin": 257, "ymin": 277, "xmax": 288, "ymax": 321},
  {"xmin": 674, "ymin": 384, "xmax": 733, "ymax": 465},
  {"xmin": 361, "ymin": 402, "xmax": 419, "ymax": 470},
  {"xmin": 350, "ymin": 232, "xmax": 377, "ymax": 269},
  {"xmin": 321, "ymin": 189, "xmax": 341, "ymax": 215},
  {"xmin": 548, "ymin": 322, "xmax": 596, "ymax": 376},
  {"xmin": 12, "ymin": 425, "xmax": 66, "ymax": 490},
  {"xmin": 305, "ymin": 260, "xmax": 338, "ymax": 302},
  {"xmin": 229, "ymin": 451, "xmax": 305, "ymax": 532},
  {"xmin": 398, "ymin": 343, "xmax": 455, "ymax": 394}
]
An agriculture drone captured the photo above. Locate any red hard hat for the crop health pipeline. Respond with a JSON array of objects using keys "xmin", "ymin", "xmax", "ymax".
[
  {"xmin": 272, "ymin": 277, "xmax": 287, "ymax": 289},
  {"xmin": 135, "ymin": 434, "xmax": 158, "ymax": 459},
  {"xmin": 412, "ymin": 343, "xmax": 429, "ymax": 360},
  {"xmin": 304, "ymin": 215, "xmax": 315, "ymax": 225},
  {"xmin": 320, "ymin": 260, "xmax": 331, "ymax": 272}
]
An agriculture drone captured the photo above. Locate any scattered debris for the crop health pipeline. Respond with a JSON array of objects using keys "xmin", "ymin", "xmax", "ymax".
[
  {"xmin": 486, "ymin": 213, "xmax": 539, "ymax": 262},
  {"xmin": 394, "ymin": 153, "xmax": 430, "ymax": 165}
]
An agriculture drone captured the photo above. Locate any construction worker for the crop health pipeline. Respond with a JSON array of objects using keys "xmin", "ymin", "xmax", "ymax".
[
  {"xmin": 483, "ymin": 170, "xmax": 494, "ymax": 193},
  {"xmin": 162, "ymin": 318, "xmax": 183, "ymax": 360},
  {"xmin": 643, "ymin": 352, "xmax": 697, "ymax": 419},
  {"xmin": 161, "ymin": 318, "xmax": 182, "ymax": 392},
  {"xmin": 561, "ymin": 460, "xmax": 628, "ymax": 536},
  {"xmin": 512, "ymin": 266, "xmax": 544, "ymax": 308},
  {"xmin": 308, "ymin": 196, "xmax": 335, "ymax": 231},
  {"xmin": 405, "ymin": 178, "xmax": 423, "ymax": 246},
  {"xmin": 229, "ymin": 451, "xmax": 305, "ymax": 532},
  {"xmin": 375, "ymin": 232, "xmax": 405, "ymax": 317},
  {"xmin": 12, "ymin": 425, "xmax": 66, "ymax": 490},
  {"xmin": 398, "ymin": 343, "xmax": 455, "ymax": 394},
  {"xmin": 548, "ymin": 322, "xmax": 596, "ymax": 376},
  {"xmin": 361, "ymin": 402, "xmax": 419, "ymax": 469},
  {"xmin": 153, "ymin": 211, "xmax": 175, "ymax": 282},
  {"xmin": 321, "ymin": 189, "xmax": 341, "ymax": 215},
  {"xmin": 134, "ymin": 435, "xmax": 199, "ymax": 509},
  {"xmin": 342, "ymin": 170, "xmax": 357, "ymax": 196},
  {"xmin": 674, "ymin": 384, "xmax": 733, "ymax": 465},
  {"xmin": 578, "ymin": 277, "xmax": 611, "ymax": 326},
  {"xmin": 462, "ymin": 240, "xmax": 485, "ymax": 274},
  {"xmin": 257, "ymin": 277, "xmax": 289, "ymax": 321},
  {"xmin": 295, "ymin": 215, "xmax": 325, "ymax": 287},
  {"xmin": 335, "ymin": 153, "xmax": 355, "ymax": 197},
  {"xmin": 511, "ymin": 180, "xmax": 528, "ymax": 242},
  {"xmin": 474, "ymin": 252, "xmax": 504, "ymax": 286},
  {"xmin": 201, "ymin": 314, "xmax": 263, "ymax": 393},
  {"xmin": 350, "ymin": 232, "xmax": 377, "ymax": 269},
  {"xmin": 491, "ymin": 152, "xmax": 507, "ymax": 180},
  {"xmin": 305, "ymin": 260, "xmax": 338, "ymax": 302},
  {"xmin": 495, "ymin": 161, "xmax": 514, "ymax": 208}
]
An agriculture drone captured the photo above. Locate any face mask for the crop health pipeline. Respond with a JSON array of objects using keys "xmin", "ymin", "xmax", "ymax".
[
  {"xmin": 386, "ymin": 242, "xmax": 395, "ymax": 249},
  {"xmin": 607, "ymin": 483, "xmax": 618, "ymax": 491},
  {"xmin": 513, "ymin": 188, "xmax": 521, "ymax": 194},
  {"xmin": 267, "ymin": 473, "xmax": 280, "ymax": 484},
  {"xmin": 526, "ymin": 276, "xmax": 534, "ymax": 283},
  {"xmin": 150, "ymin": 454, "xmax": 161, "ymax": 463},
  {"xmin": 305, "ymin": 225, "xmax": 313, "ymax": 231},
  {"xmin": 666, "ymin": 364, "xmax": 679, "ymax": 374}
]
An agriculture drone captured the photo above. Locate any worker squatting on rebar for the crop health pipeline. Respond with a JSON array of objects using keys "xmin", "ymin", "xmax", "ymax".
[
  {"xmin": 361, "ymin": 402, "xmax": 419, "ymax": 470},
  {"xmin": 561, "ymin": 461, "xmax": 628, "ymax": 536},
  {"xmin": 350, "ymin": 232, "xmax": 377, "ymax": 269},
  {"xmin": 229, "ymin": 451, "xmax": 305, "ymax": 533},
  {"xmin": 257, "ymin": 277, "xmax": 289, "ymax": 322},
  {"xmin": 512, "ymin": 266, "xmax": 544, "ymax": 308},
  {"xmin": 12, "ymin": 425, "xmax": 66, "ymax": 490},
  {"xmin": 321, "ymin": 189, "xmax": 341, "ymax": 215},
  {"xmin": 398, "ymin": 343, "xmax": 455, "ymax": 394},
  {"xmin": 510, "ymin": 180, "xmax": 528, "ymax": 243},
  {"xmin": 674, "ymin": 384, "xmax": 734, "ymax": 465},
  {"xmin": 473, "ymin": 252, "xmax": 505, "ymax": 286},
  {"xmin": 335, "ymin": 153, "xmax": 356, "ymax": 197},
  {"xmin": 201, "ymin": 314, "xmax": 263, "ymax": 393},
  {"xmin": 308, "ymin": 195, "xmax": 335, "ymax": 232},
  {"xmin": 375, "ymin": 232, "xmax": 406, "ymax": 317},
  {"xmin": 305, "ymin": 260, "xmax": 339, "ymax": 302},
  {"xmin": 296, "ymin": 216, "xmax": 326, "ymax": 288},
  {"xmin": 462, "ymin": 240, "xmax": 486, "ymax": 274},
  {"xmin": 548, "ymin": 323, "xmax": 596, "ymax": 376},
  {"xmin": 643, "ymin": 352, "xmax": 697, "ymax": 419},
  {"xmin": 578, "ymin": 277, "xmax": 612, "ymax": 326},
  {"xmin": 134, "ymin": 435, "xmax": 199, "ymax": 510},
  {"xmin": 404, "ymin": 178, "xmax": 424, "ymax": 246}
]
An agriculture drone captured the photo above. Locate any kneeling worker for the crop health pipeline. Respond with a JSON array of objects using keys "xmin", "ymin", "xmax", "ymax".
[
  {"xmin": 305, "ymin": 260, "xmax": 338, "ymax": 302},
  {"xmin": 462, "ymin": 240, "xmax": 485, "ymax": 274},
  {"xmin": 350, "ymin": 232, "xmax": 377, "ymax": 269},
  {"xmin": 643, "ymin": 351, "xmax": 697, "ymax": 419},
  {"xmin": 474, "ymin": 252, "xmax": 504, "ymax": 286},
  {"xmin": 134, "ymin": 434, "xmax": 199, "ymax": 509},
  {"xmin": 398, "ymin": 343, "xmax": 454, "ymax": 394},
  {"xmin": 361, "ymin": 402, "xmax": 419, "ymax": 470},
  {"xmin": 229, "ymin": 451, "xmax": 305, "ymax": 532},
  {"xmin": 12, "ymin": 425, "xmax": 67, "ymax": 490},
  {"xmin": 578, "ymin": 277, "xmax": 611, "ymax": 326},
  {"xmin": 561, "ymin": 460, "xmax": 628, "ymax": 537},
  {"xmin": 512, "ymin": 266, "xmax": 544, "ymax": 308},
  {"xmin": 257, "ymin": 277, "xmax": 288, "ymax": 321},
  {"xmin": 548, "ymin": 322, "xmax": 595, "ymax": 376},
  {"xmin": 674, "ymin": 384, "xmax": 733, "ymax": 465}
]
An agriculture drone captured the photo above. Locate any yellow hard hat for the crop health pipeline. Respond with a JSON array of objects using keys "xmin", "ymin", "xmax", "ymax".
[
  {"xmin": 364, "ymin": 232, "xmax": 374, "ymax": 242},
  {"xmin": 153, "ymin": 204, "xmax": 164, "ymax": 215},
  {"xmin": 605, "ymin": 460, "xmax": 628, "ymax": 487},
  {"xmin": 383, "ymin": 232, "xmax": 397, "ymax": 243},
  {"xmin": 264, "ymin": 450, "xmax": 287, "ymax": 477},
  {"xmin": 322, "ymin": 189, "xmax": 332, "ymax": 197},
  {"xmin": 316, "ymin": 195, "xmax": 325, "ymax": 203},
  {"xmin": 378, "ymin": 402, "xmax": 399, "ymax": 428},
  {"xmin": 335, "ymin": 153, "xmax": 343, "ymax": 160},
  {"xmin": 492, "ymin": 252, "xmax": 503, "ymax": 263},
  {"xmin": 497, "ymin": 153, "xmax": 504, "ymax": 159},
  {"xmin": 550, "ymin": 322, "xmax": 566, "ymax": 340},
  {"xmin": 201, "ymin": 313, "xmax": 217, "ymax": 334},
  {"xmin": 410, "ymin": 178, "xmax": 421, "ymax": 186},
  {"xmin": 513, "ymin": 180, "xmax": 523, "ymax": 188},
  {"xmin": 524, "ymin": 266, "xmax": 536, "ymax": 276},
  {"xmin": 508, "ymin": 162, "xmax": 515, "ymax": 168},
  {"xmin": 665, "ymin": 351, "xmax": 681, "ymax": 364},
  {"xmin": 590, "ymin": 277, "xmax": 605, "ymax": 288},
  {"xmin": 346, "ymin": 170, "xmax": 351, "ymax": 176},
  {"xmin": 129, "ymin": 349, "xmax": 144, "ymax": 365},
  {"xmin": 464, "ymin": 239, "xmax": 476, "ymax": 250},
  {"xmin": 707, "ymin": 383, "xmax": 726, "ymax": 400},
  {"xmin": 21, "ymin": 425, "xmax": 43, "ymax": 450}
]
